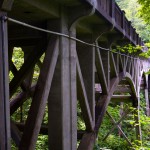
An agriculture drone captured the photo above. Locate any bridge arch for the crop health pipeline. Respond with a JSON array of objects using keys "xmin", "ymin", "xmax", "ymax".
[
  {"xmin": 124, "ymin": 72, "xmax": 137, "ymax": 96},
  {"xmin": 79, "ymin": 72, "xmax": 140, "ymax": 149},
  {"xmin": 139, "ymin": 71, "xmax": 150, "ymax": 116}
]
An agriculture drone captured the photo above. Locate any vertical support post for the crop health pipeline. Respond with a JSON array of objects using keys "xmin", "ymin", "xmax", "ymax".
[
  {"xmin": 113, "ymin": 52, "xmax": 119, "ymax": 74},
  {"xmin": 101, "ymin": 48, "xmax": 110, "ymax": 89},
  {"xmin": 134, "ymin": 59, "xmax": 142, "ymax": 142},
  {"xmin": 0, "ymin": 12, "xmax": 10, "ymax": 150},
  {"xmin": 119, "ymin": 102, "xmax": 124, "ymax": 137},
  {"xmin": 130, "ymin": 59, "xmax": 134, "ymax": 79},
  {"xmin": 129, "ymin": 21, "xmax": 132, "ymax": 40},
  {"xmin": 126, "ymin": 57, "xmax": 131, "ymax": 74},
  {"xmin": 110, "ymin": 0, "xmax": 115, "ymax": 18},
  {"xmin": 69, "ymin": 28, "xmax": 77, "ymax": 150},
  {"xmin": 133, "ymin": 59, "xmax": 138, "ymax": 91},
  {"xmin": 134, "ymin": 99, "xmax": 142, "ymax": 142},
  {"xmin": 145, "ymin": 74, "xmax": 150, "ymax": 116},
  {"xmin": 48, "ymin": 8, "xmax": 77, "ymax": 150},
  {"xmin": 134, "ymin": 60, "xmax": 139, "ymax": 92},
  {"xmin": 148, "ymin": 75, "xmax": 150, "ymax": 115},
  {"xmin": 122, "ymin": 11, "xmax": 125, "ymax": 30}
]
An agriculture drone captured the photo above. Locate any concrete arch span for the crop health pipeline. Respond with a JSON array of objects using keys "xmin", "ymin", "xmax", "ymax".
[
  {"xmin": 95, "ymin": 72, "xmax": 138, "ymax": 133},
  {"xmin": 78, "ymin": 72, "xmax": 140, "ymax": 150}
]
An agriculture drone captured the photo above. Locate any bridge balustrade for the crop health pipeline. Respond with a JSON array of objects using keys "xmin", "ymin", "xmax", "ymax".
[
  {"xmin": 130, "ymin": 27, "xmax": 136, "ymax": 42},
  {"xmin": 95, "ymin": 0, "xmax": 140, "ymax": 45},
  {"xmin": 115, "ymin": 4, "xmax": 122, "ymax": 28},
  {"xmin": 133, "ymin": 29, "xmax": 137, "ymax": 43},
  {"xmin": 125, "ymin": 18, "xmax": 130, "ymax": 37},
  {"xmin": 97, "ymin": 0, "xmax": 111, "ymax": 16}
]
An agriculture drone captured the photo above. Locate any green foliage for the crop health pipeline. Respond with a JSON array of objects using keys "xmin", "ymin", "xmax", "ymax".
[
  {"xmin": 33, "ymin": 53, "xmax": 45, "ymax": 83},
  {"xmin": 139, "ymin": 93, "xmax": 150, "ymax": 149},
  {"xmin": 94, "ymin": 93, "xmax": 150, "ymax": 150},
  {"xmin": 9, "ymin": 71, "xmax": 14, "ymax": 82},
  {"xmin": 139, "ymin": 43, "xmax": 150, "ymax": 58},
  {"xmin": 77, "ymin": 102, "xmax": 86, "ymax": 130},
  {"xmin": 10, "ymin": 46, "xmax": 150, "ymax": 149},
  {"xmin": 112, "ymin": 44, "xmax": 142, "ymax": 54},
  {"xmin": 12, "ymin": 47, "xmax": 24, "ymax": 70},
  {"xmin": 138, "ymin": 0, "xmax": 150, "ymax": 24},
  {"xmin": 95, "ymin": 104, "xmax": 131, "ymax": 149},
  {"xmin": 11, "ymin": 140, "xmax": 17, "ymax": 150},
  {"xmin": 112, "ymin": 43, "xmax": 150, "ymax": 58},
  {"xmin": 10, "ymin": 48, "xmax": 47, "ymax": 149},
  {"xmin": 9, "ymin": 47, "xmax": 24, "ymax": 82},
  {"xmin": 36, "ymin": 135, "xmax": 48, "ymax": 150}
]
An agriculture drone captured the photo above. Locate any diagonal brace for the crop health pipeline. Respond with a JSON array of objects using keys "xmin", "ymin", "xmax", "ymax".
[{"xmin": 103, "ymin": 110, "xmax": 132, "ymax": 146}]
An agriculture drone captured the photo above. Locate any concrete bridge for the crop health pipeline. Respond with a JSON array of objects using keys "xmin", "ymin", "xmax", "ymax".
[{"xmin": 0, "ymin": 0, "xmax": 150, "ymax": 149}]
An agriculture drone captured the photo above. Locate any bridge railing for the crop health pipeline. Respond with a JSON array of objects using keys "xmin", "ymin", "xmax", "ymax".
[
  {"xmin": 115, "ymin": 3, "xmax": 122, "ymax": 28},
  {"xmin": 125, "ymin": 18, "xmax": 130, "ymax": 36},
  {"xmin": 92, "ymin": 0, "xmax": 142, "ymax": 46},
  {"xmin": 97, "ymin": 0, "xmax": 110, "ymax": 16}
]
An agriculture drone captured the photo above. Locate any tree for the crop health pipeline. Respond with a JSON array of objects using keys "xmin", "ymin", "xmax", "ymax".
[
  {"xmin": 138, "ymin": 0, "xmax": 150, "ymax": 24},
  {"xmin": 116, "ymin": 0, "xmax": 150, "ymax": 42}
]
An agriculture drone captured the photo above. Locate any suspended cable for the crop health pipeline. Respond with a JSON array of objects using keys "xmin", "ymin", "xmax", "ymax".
[{"xmin": 5, "ymin": 17, "xmax": 139, "ymax": 60}]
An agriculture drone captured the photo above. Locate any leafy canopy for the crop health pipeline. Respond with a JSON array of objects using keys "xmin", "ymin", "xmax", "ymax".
[
  {"xmin": 116, "ymin": 0, "xmax": 150, "ymax": 42},
  {"xmin": 138, "ymin": 0, "xmax": 150, "ymax": 24}
]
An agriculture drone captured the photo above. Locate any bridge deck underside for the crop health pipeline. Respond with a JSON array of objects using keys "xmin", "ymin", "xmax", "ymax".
[{"xmin": 0, "ymin": 0, "xmax": 150, "ymax": 149}]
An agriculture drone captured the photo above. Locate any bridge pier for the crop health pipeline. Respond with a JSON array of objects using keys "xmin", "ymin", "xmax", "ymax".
[
  {"xmin": 18, "ymin": 9, "xmax": 77, "ymax": 150},
  {"xmin": 134, "ymin": 98, "xmax": 142, "ymax": 142},
  {"xmin": 148, "ymin": 75, "xmax": 150, "ymax": 115},
  {"xmin": 48, "ymin": 14, "xmax": 77, "ymax": 150},
  {"xmin": 145, "ymin": 74, "xmax": 150, "ymax": 116},
  {"xmin": 0, "ymin": 12, "xmax": 11, "ymax": 150}
]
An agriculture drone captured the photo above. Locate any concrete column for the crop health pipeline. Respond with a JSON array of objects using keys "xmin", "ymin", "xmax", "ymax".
[
  {"xmin": 48, "ymin": 8, "xmax": 77, "ymax": 150},
  {"xmin": 0, "ymin": 12, "xmax": 11, "ymax": 150}
]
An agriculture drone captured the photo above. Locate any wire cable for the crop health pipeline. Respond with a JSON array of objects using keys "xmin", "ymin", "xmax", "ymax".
[{"xmin": 5, "ymin": 17, "xmax": 139, "ymax": 60}]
